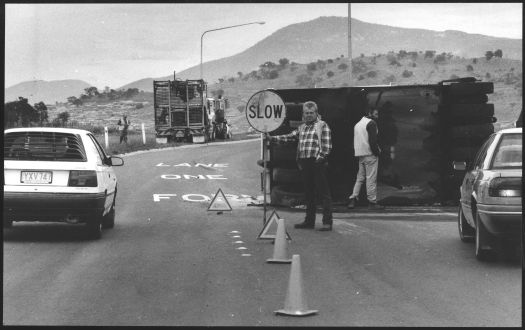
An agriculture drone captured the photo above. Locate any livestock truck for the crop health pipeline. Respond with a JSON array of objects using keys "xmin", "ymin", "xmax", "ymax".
[
  {"xmin": 153, "ymin": 75, "xmax": 210, "ymax": 143},
  {"xmin": 258, "ymin": 77, "xmax": 498, "ymax": 206}
]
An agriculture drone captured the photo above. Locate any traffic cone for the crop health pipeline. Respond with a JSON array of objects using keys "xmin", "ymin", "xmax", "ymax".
[
  {"xmin": 275, "ymin": 254, "xmax": 318, "ymax": 316},
  {"xmin": 266, "ymin": 218, "xmax": 292, "ymax": 264}
]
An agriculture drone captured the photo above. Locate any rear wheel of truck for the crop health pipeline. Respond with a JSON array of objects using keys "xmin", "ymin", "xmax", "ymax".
[
  {"xmin": 447, "ymin": 82, "xmax": 494, "ymax": 95},
  {"xmin": 449, "ymin": 123, "xmax": 494, "ymax": 139},
  {"xmin": 272, "ymin": 168, "xmax": 302, "ymax": 185},
  {"xmin": 270, "ymin": 185, "xmax": 305, "ymax": 207},
  {"xmin": 271, "ymin": 143, "xmax": 297, "ymax": 162}
]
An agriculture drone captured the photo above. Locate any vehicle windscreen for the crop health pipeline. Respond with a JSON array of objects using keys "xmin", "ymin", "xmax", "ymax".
[
  {"xmin": 4, "ymin": 131, "xmax": 87, "ymax": 162},
  {"xmin": 491, "ymin": 133, "xmax": 522, "ymax": 169}
]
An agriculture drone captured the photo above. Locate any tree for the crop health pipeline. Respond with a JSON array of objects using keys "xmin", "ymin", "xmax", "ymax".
[
  {"xmin": 466, "ymin": 64, "xmax": 474, "ymax": 72},
  {"xmin": 402, "ymin": 70, "xmax": 413, "ymax": 78},
  {"xmin": 57, "ymin": 111, "xmax": 70, "ymax": 125},
  {"xmin": 237, "ymin": 71, "xmax": 243, "ymax": 78},
  {"xmin": 84, "ymin": 86, "xmax": 99, "ymax": 97},
  {"xmin": 337, "ymin": 63, "xmax": 348, "ymax": 71},
  {"xmin": 424, "ymin": 50, "xmax": 436, "ymax": 59},
  {"xmin": 278, "ymin": 58, "xmax": 289, "ymax": 67},
  {"xmin": 485, "ymin": 51, "xmax": 494, "ymax": 60},
  {"xmin": 307, "ymin": 62, "xmax": 317, "ymax": 71},
  {"xmin": 494, "ymin": 49, "xmax": 503, "ymax": 58},
  {"xmin": 268, "ymin": 70, "xmax": 279, "ymax": 79},
  {"xmin": 34, "ymin": 101, "xmax": 48, "ymax": 125},
  {"xmin": 228, "ymin": 77, "xmax": 235, "ymax": 83},
  {"xmin": 326, "ymin": 71, "xmax": 334, "ymax": 78},
  {"xmin": 4, "ymin": 97, "xmax": 40, "ymax": 128}
]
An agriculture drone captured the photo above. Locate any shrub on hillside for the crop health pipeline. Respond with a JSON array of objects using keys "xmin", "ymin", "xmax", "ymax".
[
  {"xmin": 352, "ymin": 59, "xmax": 368, "ymax": 74},
  {"xmin": 268, "ymin": 70, "xmax": 279, "ymax": 79},
  {"xmin": 466, "ymin": 64, "xmax": 474, "ymax": 72},
  {"xmin": 307, "ymin": 62, "xmax": 317, "ymax": 71},
  {"xmin": 237, "ymin": 105, "xmax": 245, "ymax": 113},
  {"xmin": 472, "ymin": 58, "xmax": 478, "ymax": 64},
  {"xmin": 136, "ymin": 103, "xmax": 144, "ymax": 109},
  {"xmin": 434, "ymin": 54, "xmax": 447, "ymax": 64},
  {"xmin": 296, "ymin": 74, "xmax": 314, "ymax": 87},
  {"xmin": 358, "ymin": 75, "xmax": 365, "ymax": 81},
  {"xmin": 383, "ymin": 74, "xmax": 396, "ymax": 84},
  {"xmin": 485, "ymin": 51, "xmax": 494, "ymax": 61},
  {"xmin": 327, "ymin": 71, "xmax": 334, "ymax": 78},
  {"xmin": 327, "ymin": 59, "xmax": 333, "ymax": 64},
  {"xmin": 424, "ymin": 50, "xmax": 436, "ymax": 59},
  {"xmin": 402, "ymin": 70, "xmax": 413, "ymax": 78},
  {"xmin": 366, "ymin": 71, "xmax": 377, "ymax": 78},
  {"xmin": 337, "ymin": 63, "xmax": 348, "ymax": 71}
]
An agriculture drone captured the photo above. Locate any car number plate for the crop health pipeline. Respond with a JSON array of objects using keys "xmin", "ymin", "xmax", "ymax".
[{"xmin": 21, "ymin": 171, "xmax": 53, "ymax": 184}]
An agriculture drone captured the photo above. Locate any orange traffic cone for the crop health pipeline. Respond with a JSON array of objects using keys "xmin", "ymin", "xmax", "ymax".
[
  {"xmin": 275, "ymin": 254, "xmax": 318, "ymax": 316},
  {"xmin": 266, "ymin": 218, "xmax": 292, "ymax": 264}
]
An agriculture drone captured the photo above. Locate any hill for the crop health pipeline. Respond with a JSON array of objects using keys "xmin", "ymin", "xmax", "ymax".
[
  {"xmin": 41, "ymin": 53, "xmax": 522, "ymax": 137},
  {"xmin": 5, "ymin": 79, "xmax": 92, "ymax": 105},
  {"xmin": 120, "ymin": 17, "xmax": 522, "ymax": 91}
]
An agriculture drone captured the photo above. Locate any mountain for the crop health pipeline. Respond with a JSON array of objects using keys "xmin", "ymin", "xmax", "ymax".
[
  {"xmin": 5, "ymin": 79, "xmax": 92, "ymax": 105},
  {"xmin": 120, "ymin": 17, "xmax": 522, "ymax": 92},
  {"xmin": 6, "ymin": 16, "xmax": 522, "ymax": 100}
]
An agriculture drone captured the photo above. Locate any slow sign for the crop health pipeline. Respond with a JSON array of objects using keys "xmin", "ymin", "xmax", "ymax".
[{"xmin": 245, "ymin": 90, "xmax": 287, "ymax": 133}]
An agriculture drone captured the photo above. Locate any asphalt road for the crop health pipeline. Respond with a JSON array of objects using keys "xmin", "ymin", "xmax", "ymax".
[{"xmin": 3, "ymin": 139, "xmax": 522, "ymax": 326}]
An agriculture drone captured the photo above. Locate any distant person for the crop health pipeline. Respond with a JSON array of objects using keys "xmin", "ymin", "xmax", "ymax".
[
  {"xmin": 266, "ymin": 101, "xmax": 333, "ymax": 231},
  {"xmin": 118, "ymin": 115, "xmax": 131, "ymax": 144},
  {"xmin": 347, "ymin": 108, "xmax": 385, "ymax": 210}
]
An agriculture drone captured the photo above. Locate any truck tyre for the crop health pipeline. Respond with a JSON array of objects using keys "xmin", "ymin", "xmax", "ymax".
[
  {"xmin": 271, "ymin": 143, "xmax": 297, "ymax": 162},
  {"xmin": 441, "ymin": 94, "xmax": 488, "ymax": 105},
  {"xmin": 448, "ymin": 147, "xmax": 481, "ymax": 161},
  {"xmin": 447, "ymin": 103, "xmax": 494, "ymax": 118},
  {"xmin": 272, "ymin": 168, "xmax": 302, "ymax": 185},
  {"xmin": 447, "ymin": 82, "xmax": 493, "ymax": 95},
  {"xmin": 449, "ymin": 123, "xmax": 494, "ymax": 139},
  {"xmin": 270, "ymin": 185, "xmax": 305, "ymax": 207}
]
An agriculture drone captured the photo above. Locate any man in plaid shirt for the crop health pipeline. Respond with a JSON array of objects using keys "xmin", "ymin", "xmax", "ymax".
[{"xmin": 266, "ymin": 101, "xmax": 333, "ymax": 231}]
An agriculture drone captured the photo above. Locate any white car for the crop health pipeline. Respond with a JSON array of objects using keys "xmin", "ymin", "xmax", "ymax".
[
  {"xmin": 454, "ymin": 127, "xmax": 522, "ymax": 260},
  {"xmin": 3, "ymin": 127, "xmax": 124, "ymax": 239}
]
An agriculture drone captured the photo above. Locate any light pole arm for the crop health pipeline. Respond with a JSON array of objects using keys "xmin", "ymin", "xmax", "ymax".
[{"xmin": 200, "ymin": 21, "xmax": 265, "ymax": 81}]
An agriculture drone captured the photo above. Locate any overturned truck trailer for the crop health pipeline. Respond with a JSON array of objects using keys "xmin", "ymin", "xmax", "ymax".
[{"xmin": 261, "ymin": 77, "xmax": 495, "ymax": 206}]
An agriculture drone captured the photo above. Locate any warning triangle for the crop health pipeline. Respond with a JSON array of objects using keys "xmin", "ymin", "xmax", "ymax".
[
  {"xmin": 257, "ymin": 210, "xmax": 291, "ymax": 240},
  {"xmin": 207, "ymin": 188, "xmax": 232, "ymax": 211}
]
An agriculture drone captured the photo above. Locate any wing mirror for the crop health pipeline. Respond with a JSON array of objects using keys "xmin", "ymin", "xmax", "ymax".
[
  {"xmin": 452, "ymin": 161, "xmax": 466, "ymax": 171},
  {"xmin": 109, "ymin": 156, "xmax": 124, "ymax": 166}
]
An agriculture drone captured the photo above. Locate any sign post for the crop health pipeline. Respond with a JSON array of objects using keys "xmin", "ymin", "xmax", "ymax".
[{"xmin": 245, "ymin": 90, "xmax": 287, "ymax": 225}]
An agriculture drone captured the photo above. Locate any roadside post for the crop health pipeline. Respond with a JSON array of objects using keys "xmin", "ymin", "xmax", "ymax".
[
  {"xmin": 142, "ymin": 123, "xmax": 146, "ymax": 145},
  {"xmin": 245, "ymin": 90, "xmax": 287, "ymax": 225},
  {"xmin": 104, "ymin": 126, "xmax": 109, "ymax": 149}
]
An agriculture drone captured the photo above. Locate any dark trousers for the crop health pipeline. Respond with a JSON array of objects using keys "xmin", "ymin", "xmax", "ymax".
[{"xmin": 298, "ymin": 158, "xmax": 333, "ymax": 225}]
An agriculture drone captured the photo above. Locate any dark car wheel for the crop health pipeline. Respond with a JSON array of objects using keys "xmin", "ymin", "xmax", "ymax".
[
  {"xmin": 102, "ymin": 205, "xmax": 115, "ymax": 229},
  {"xmin": 458, "ymin": 206, "xmax": 474, "ymax": 242},
  {"xmin": 475, "ymin": 212, "xmax": 493, "ymax": 261},
  {"xmin": 86, "ymin": 215, "xmax": 103, "ymax": 240}
]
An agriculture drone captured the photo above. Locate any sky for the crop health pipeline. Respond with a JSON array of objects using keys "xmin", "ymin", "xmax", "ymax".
[{"xmin": 4, "ymin": 3, "xmax": 523, "ymax": 89}]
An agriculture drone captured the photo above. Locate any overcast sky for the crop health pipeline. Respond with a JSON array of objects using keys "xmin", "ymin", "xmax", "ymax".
[{"xmin": 5, "ymin": 3, "xmax": 523, "ymax": 89}]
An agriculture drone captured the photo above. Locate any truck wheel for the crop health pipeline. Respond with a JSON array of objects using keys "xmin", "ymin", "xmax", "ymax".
[
  {"xmin": 449, "ymin": 123, "xmax": 494, "ymax": 139},
  {"xmin": 441, "ymin": 94, "xmax": 488, "ymax": 104},
  {"xmin": 447, "ymin": 103, "xmax": 494, "ymax": 118},
  {"xmin": 272, "ymin": 168, "xmax": 302, "ymax": 185},
  {"xmin": 448, "ymin": 147, "xmax": 481, "ymax": 161},
  {"xmin": 458, "ymin": 206, "xmax": 475, "ymax": 242},
  {"xmin": 271, "ymin": 143, "xmax": 297, "ymax": 162},
  {"xmin": 270, "ymin": 185, "xmax": 305, "ymax": 207},
  {"xmin": 447, "ymin": 82, "xmax": 494, "ymax": 95}
]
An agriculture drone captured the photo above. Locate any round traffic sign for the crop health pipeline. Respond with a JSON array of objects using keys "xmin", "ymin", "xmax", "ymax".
[{"xmin": 245, "ymin": 90, "xmax": 287, "ymax": 133}]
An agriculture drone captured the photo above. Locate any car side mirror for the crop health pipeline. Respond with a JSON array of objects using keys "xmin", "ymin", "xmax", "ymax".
[
  {"xmin": 110, "ymin": 156, "xmax": 124, "ymax": 166},
  {"xmin": 452, "ymin": 161, "xmax": 466, "ymax": 171}
]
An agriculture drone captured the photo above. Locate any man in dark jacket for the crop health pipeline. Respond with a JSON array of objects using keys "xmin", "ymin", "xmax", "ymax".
[{"xmin": 348, "ymin": 108, "xmax": 384, "ymax": 209}]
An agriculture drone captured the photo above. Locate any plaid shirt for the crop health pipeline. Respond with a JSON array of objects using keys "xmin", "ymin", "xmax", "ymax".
[{"xmin": 271, "ymin": 119, "xmax": 332, "ymax": 159}]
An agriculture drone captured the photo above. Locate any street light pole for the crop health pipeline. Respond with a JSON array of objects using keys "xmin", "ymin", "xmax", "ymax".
[{"xmin": 200, "ymin": 21, "xmax": 265, "ymax": 82}]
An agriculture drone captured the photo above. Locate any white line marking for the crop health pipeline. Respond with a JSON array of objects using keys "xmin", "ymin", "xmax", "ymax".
[
  {"xmin": 241, "ymin": 254, "xmax": 252, "ymax": 257},
  {"xmin": 236, "ymin": 247, "xmax": 247, "ymax": 250},
  {"xmin": 233, "ymin": 241, "xmax": 244, "ymax": 244},
  {"xmin": 232, "ymin": 235, "xmax": 241, "ymax": 238},
  {"xmin": 229, "ymin": 231, "xmax": 240, "ymax": 234}
]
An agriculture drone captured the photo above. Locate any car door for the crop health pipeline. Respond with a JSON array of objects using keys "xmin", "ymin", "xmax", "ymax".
[
  {"xmin": 87, "ymin": 134, "xmax": 116, "ymax": 213},
  {"xmin": 462, "ymin": 134, "xmax": 496, "ymax": 224}
]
